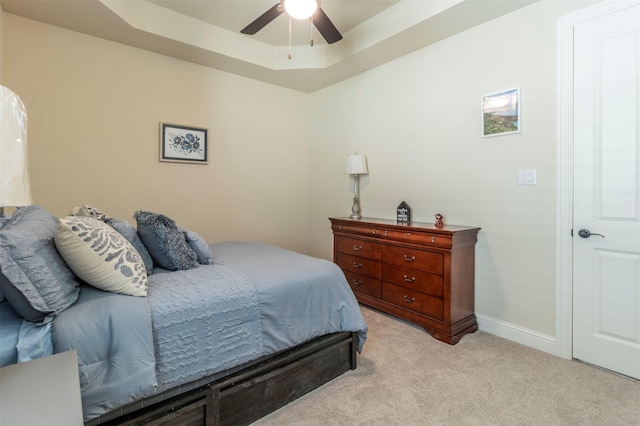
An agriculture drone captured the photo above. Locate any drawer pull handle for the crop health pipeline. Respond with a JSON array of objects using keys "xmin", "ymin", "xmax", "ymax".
[
  {"xmin": 353, "ymin": 262, "xmax": 363, "ymax": 269},
  {"xmin": 403, "ymin": 255, "xmax": 416, "ymax": 262},
  {"xmin": 352, "ymin": 279, "xmax": 363, "ymax": 286},
  {"xmin": 404, "ymin": 275, "xmax": 416, "ymax": 283},
  {"xmin": 403, "ymin": 295, "xmax": 416, "ymax": 304},
  {"xmin": 432, "ymin": 236, "xmax": 436, "ymax": 243},
  {"xmin": 353, "ymin": 245, "xmax": 363, "ymax": 251}
]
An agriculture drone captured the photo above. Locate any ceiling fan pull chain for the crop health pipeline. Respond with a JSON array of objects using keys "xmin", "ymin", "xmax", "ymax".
[
  {"xmin": 310, "ymin": 16, "xmax": 314, "ymax": 46},
  {"xmin": 288, "ymin": 16, "xmax": 292, "ymax": 59}
]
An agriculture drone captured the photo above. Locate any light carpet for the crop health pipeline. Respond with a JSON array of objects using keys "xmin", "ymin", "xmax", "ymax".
[{"xmin": 254, "ymin": 306, "xmax": 640, "ymax": 426}]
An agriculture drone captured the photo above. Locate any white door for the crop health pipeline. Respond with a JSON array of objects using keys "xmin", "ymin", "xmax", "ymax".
[{"xmin": 573, "ymin": 2, "xmax": 640, "ymax": 380}]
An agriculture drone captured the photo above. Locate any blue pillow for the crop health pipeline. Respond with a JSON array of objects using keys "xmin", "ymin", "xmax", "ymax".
[
  {"xmin": 0, "ymin": 272, "xmax": 46, "ymax": 323},
  {"xmin": 134, "ymin": 211, "xmax": 199, "ymax": 271},
  {"xmin": 110, "ymin": 219, "xmax": 154, "ymax": 275},
  {"xmin": 182, "ymin": 228, "xmax": 214, "ymax": 265},
  {"xmin": 0, "ymin": 213, "xmax": 9, "ymax": 301},
  {"xmin": 0, "ymin": 301, "xmax": 22, "ymax": 367},
  {"xmin": 0, "ymin": 206, "xmax": 80, "ymax": 323}
]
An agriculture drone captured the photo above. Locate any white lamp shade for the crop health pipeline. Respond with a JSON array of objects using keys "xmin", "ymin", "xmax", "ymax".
[
  {"xmin": 0, "ymin": 86, "xmax": 32, "ymax": 208},
  {"xmin": 346, "ymin": 153, "xmax": 368, "ymax": 175},
  {"xmin": 284, "ymin": 0, "xmax": 318, "ymax": 20}
]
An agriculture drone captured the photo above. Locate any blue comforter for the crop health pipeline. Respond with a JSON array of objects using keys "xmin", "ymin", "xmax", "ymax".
[{"xmin": 52, "ymin": 241, "xmax": 367, "ymax": 421}]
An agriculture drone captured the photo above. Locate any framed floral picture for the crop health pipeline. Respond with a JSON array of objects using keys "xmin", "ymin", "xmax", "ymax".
[
  {"xmin": 160, "ymin": 123, "xmax": 208, "ymax": 164},
  {"xmin": 482, "ymin": 88, "xmax": 520, "ymax": 137}
]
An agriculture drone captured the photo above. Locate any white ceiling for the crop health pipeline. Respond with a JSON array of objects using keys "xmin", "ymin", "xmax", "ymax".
[
  {"xmin": 148, "ymin": 0, "xmax": 402, "ymax": 47},
  {"xmin": 0, "ymin": 0, "xmax": 540, "ymax": 93}
]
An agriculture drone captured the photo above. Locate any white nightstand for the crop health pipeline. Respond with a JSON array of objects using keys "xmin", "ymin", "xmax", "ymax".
[{"xmin": 0, "ymin": 350, "xmax": 83, "ymax": 425}]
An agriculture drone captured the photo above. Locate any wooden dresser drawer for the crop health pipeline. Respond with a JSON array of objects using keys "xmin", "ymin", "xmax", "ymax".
[
  {"xmin": 381, "ymin": 282, "xmax": 443, "ymax": 321},
  {"xmin": 382, "ymin": 264, "xmax": 443, "ymax": 297},
  {"xmin": 332, "ymin": 222, "xmax": 383, "ymax": 238},
  {"xmin": 381, "ymin": 229, "xmax": 452, "ymax": 248},
  {"xmin": 336, "ymin": 237, "xmax": 383, "ymax": 261},
  {"xmin": 343, "ymin": 271, "xmax": 381, "ymax": 298},
  {"xmin": 336, "ymin": 253, "xmax": 382, "ymax": 279},
  {"xmin": 382, "ymin": 246, "xmax": 443, "ymax": 275}
]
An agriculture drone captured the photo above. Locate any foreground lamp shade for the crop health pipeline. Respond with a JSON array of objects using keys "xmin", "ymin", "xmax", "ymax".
[{"xmin": 0, "ymin": 86, "xmax": 32, "ymax": 208}]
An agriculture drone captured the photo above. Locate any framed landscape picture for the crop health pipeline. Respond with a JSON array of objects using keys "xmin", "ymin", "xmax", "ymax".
[
  {"xmin": 160, "ymin": 123, "xmax": 208, "ymax": 164},
  {"xmin": 482, "ymin": 88, "xmax": 520, "ymax": 137}
]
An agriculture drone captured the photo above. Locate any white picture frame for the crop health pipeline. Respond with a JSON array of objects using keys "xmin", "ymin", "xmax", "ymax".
[{"xmin": 482, "ymin": 87, "xmax": 520, "ymax": 137}]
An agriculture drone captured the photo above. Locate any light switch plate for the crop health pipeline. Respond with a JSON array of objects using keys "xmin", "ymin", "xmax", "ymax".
[{"xmin": 518, "ymin": 169, "xmax": 537, "ymax": 185}]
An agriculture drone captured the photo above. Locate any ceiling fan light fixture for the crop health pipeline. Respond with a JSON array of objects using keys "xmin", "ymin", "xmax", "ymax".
[{"xmin": 283, "ymin": 0, "xmax": 318, "ymax": 20}]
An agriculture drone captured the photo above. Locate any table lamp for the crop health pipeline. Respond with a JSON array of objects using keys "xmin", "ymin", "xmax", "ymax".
[{"xmin": 345, "ymin": 153, "xmax": 368, "ymax": 220}]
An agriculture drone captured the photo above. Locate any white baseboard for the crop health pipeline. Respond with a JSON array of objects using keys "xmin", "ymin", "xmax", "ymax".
[{"xmin": 476, "ymin": 314, "xmax": 557, "ymax": 355}]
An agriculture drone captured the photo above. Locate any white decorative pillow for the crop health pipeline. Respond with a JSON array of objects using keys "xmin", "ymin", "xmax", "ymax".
[
  {"xmin": 68, "ymin": 204, "xmax": 112, "ymax": 223},
  {"xmin": 55, "ymin": 216, "xmax": 148, "ymax": 296}
]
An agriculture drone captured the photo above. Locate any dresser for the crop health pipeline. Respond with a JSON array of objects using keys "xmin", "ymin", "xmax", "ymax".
[{"xmin": 330, "ymin": 217, "xmax": 481, "ymax": 344}]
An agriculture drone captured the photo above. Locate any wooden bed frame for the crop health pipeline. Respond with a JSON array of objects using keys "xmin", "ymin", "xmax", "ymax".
[{"xmin": 86, "ymin": 331, "xmax": 358, "ymax": 425}]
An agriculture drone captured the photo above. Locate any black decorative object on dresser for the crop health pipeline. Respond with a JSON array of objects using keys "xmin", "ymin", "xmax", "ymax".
[
  {"xmin": 330, "ymin": 217, "xmax": 481, "ymax": 344},
  {"xmin": 396, "ymin": 201, "xmax": 411, "ymax": 223}
]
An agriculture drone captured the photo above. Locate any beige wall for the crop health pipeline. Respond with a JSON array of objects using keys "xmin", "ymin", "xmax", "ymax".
[
  {"xmin": 1, "ymin": 14, "xmax": 311, "ymax": 254},
  {"xmin": 0, "ymin": 7, "xmax": 3, "ymax": 82},
  {"xmin": 308, "ymin": 0, "xmax": 598, "ymax": 341},
  {"xmin": 1, "ymin": 0, "xmax": 602, "ymax": 349}
]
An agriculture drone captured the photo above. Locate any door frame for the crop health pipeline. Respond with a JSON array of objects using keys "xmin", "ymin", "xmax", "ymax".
[{"xmin": 556, "ymin": 0, "xmax": 639, "ymax": 359}]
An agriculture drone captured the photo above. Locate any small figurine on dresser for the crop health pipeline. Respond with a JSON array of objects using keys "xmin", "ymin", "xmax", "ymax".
[
  {"xmin": 397, "ymin": 201, "xmax": 411, "ymax": 224},
  {"xmin": 435, "ymin": 213, "xmax": 444, "ymax": 228}
]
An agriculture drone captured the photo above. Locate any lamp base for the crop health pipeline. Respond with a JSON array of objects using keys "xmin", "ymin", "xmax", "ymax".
[{"xmin": 350, "ymin": 196, "xmax": 362, "ymax": 220}]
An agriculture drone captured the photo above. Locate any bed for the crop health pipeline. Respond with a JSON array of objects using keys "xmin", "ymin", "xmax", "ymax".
[{"xmin": 0, "ymin": 206, "xmax": 367, "ymax": 425}]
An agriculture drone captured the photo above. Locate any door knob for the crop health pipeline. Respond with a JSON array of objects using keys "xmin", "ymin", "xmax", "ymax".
[{"xmin": 578, "ymin": 229, "xmax": 605, "ymax": 238}]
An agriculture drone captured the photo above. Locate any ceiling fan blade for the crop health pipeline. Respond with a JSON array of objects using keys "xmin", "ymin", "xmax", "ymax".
[
  {"xmin": 313, "ymin": 8, "xmax": 342, "ymax": 44},
  {"xmin": 241, "ymin": 3, "xmax": 283, "ymax": 35}
]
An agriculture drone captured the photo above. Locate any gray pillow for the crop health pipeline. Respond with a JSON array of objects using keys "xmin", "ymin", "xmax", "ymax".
[
  {"xmin": 0, "ymin": 272, "xmax": 45, "ymax": 322},
  {"xmin": 110, "ymin": 219, "xmax": 154, "ymax": 275},
  {"xmin": 182, "ymin": 228, "xmax": 214, "ymax": 265},
  {"xmin": 134, "ymin": 211, "xmax": 199, "ymax": 271},
  {"xmin": 0, "ymin": 213, "xmax": 9, "ymax": 299},
  {"xmin": 0, "ymin": 213, "xmax": 10, "ymax": 229},
  {"xmin": 0, "ymin": 206, "xmax": 80, "ymax": 323},
  {"xmin": 0, "ymin": 216, "xmax": 5, "ymax": 302}
]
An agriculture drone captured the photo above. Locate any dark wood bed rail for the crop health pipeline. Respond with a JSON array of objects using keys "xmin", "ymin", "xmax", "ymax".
[{"xmin": 87, "ymin": 331, "xmax": 358, "ymax": 426}]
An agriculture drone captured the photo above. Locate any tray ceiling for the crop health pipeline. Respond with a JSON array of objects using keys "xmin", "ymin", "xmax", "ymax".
[{"xmin": 1, "ymin": 0, "xmax": 540, "ymax": 92}]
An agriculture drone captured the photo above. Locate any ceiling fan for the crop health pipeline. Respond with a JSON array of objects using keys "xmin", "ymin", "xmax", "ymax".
[{"xmin": 241, "ymin": 0, "xmax": 343, "ymax": 44}]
